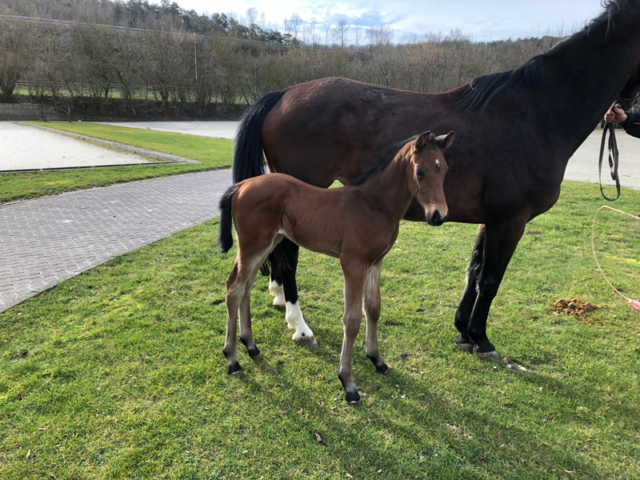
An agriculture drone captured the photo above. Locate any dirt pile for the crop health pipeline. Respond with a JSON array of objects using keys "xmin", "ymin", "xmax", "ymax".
[{"xmin": 553, "ymin": 298, "xmax": 606, "ymax": 316}]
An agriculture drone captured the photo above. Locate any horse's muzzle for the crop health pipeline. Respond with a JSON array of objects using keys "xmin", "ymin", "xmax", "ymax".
[{"xmin": 427, "ymin": 210, "xmax": 448, "ymax": 226}]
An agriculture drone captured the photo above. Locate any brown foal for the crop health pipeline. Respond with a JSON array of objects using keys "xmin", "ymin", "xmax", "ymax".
[{"xmin": 218, "ymin": 131, "xmax": 454, "ymax": 402}]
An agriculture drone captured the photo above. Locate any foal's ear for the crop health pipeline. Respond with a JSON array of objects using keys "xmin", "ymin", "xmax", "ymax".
[
  {"xmin": 435, "ymin": 131, "xmax": 455, "ymax": 151},
  {"xmin": 415, "ymin": 131, "xmax": 432, "ymax": 148}
]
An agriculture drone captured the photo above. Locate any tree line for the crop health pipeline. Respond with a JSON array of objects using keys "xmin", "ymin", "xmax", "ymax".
[{"xmin": 0, "ymin": 0, "xmax": 566, "ymax": 116}]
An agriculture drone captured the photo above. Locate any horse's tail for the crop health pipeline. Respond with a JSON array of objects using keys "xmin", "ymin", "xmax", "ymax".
[
  {"xmin": 233, "ymin": 91, "xmax": 285, "ymax": 183},
  {"xmin": 218, "ymin": 185, "xmax": 239, "ymax": 254}
]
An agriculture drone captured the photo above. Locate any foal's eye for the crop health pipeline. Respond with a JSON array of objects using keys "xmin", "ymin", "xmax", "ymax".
[{"xmin": 416, "ymin": 169, "xmax": 425, "ymax": 181}]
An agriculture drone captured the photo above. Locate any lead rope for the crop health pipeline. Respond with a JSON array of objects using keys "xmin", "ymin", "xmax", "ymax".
[
  {"xmin": 591, "ymin": 205, "xmax": 640, "ymax": 313},
  {"xmin": 599, "ymin": 120, "xmax": 621, "ymax": 201}
]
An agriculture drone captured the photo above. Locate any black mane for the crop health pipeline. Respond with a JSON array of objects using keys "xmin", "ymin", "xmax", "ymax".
[
  {"xmin": 350, "ymin": 135, "xmax": 419, "ymax": 186},
  {"xmin": 458, "ymin": 0, "xmax": 631, "ymax": 114}
]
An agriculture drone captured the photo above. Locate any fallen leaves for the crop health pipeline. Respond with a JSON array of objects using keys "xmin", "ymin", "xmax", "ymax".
[{"xmin": 553, "ymin": 298, "xmax": 605, "ymax": 316}]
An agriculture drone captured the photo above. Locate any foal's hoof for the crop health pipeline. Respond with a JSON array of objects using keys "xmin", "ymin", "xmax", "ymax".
[
  {"xmin": 376, "ymin": 363, "xmax": 390, "ymax": 375},
  {"xmin": 455, "ymin": 337, "xmax": 475, "ymax": 353},
  {"xmin": 293, "ymin": 334, "xmax": 318, "ymax": 349},
  {"xmin": 228, "ymin": 361, "xmax": 244, "ymax": 376},
  {"xmin": 247, "ymin": 345, "xmax": 262, "ymax": 360},
  {"xmin": 345, "ymin": 389, "xmax": 361, "ymax": 404}
]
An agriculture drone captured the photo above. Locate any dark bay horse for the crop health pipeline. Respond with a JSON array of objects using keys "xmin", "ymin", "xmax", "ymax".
[
  {"xmin": 219, "ymin": 132, "xmax": 454, "ymax": 401},
  {"xmin": 232, "ymin": 0, "xmax": 640, "ymax": 360}
]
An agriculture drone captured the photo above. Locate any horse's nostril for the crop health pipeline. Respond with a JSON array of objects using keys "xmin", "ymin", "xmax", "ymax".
[{"xmin": 431, "ymin": 210, "xmax": 442, "ymax": 225}]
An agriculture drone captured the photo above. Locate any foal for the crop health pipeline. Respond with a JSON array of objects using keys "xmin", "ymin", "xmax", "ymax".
[{"xmin": 218, "ymin": 131, "xmax": 454, "ymax": 402}]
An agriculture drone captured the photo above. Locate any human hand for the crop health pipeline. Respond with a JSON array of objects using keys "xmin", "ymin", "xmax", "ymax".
[{"xmin": 604, "ymin": 105, "xmax": 628, "ymax": 124}]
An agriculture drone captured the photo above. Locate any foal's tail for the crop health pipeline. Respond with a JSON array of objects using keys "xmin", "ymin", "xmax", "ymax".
[
  {"xmin": 233, "ymin": 91, "xmax": 285, "ymax": 183},
  {"xmin": 218, "ymin": 185, "xmax": 239, "ymax": 254}
]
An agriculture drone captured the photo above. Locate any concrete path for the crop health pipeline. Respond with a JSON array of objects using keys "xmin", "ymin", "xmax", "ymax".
[
  {"xmin": 567, "ymin": 130, "xmax": 640, "ymax": 190},
  {"xmin": 0, "ymin": 122, "xmax": 154, "ymax": 171},
  {"xmin": 101, "ymin": 121, "xmax": 240, "ymax": 140},
  {"xmin": 0, "ymin": 169, "xmax": 232, "ymax": 313}
]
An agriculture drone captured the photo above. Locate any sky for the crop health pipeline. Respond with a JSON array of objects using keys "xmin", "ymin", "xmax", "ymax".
[{"xmin": 158, "ymin": 0, "xmax": 608, "ymax": 42}]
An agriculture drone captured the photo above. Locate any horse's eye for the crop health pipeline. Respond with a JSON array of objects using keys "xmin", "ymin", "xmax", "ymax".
[{"xmin": 416, "ymin": 168, "xmax": 425, "ymax": 181}]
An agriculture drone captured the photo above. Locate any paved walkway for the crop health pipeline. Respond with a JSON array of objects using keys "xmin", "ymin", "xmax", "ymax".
[{"xmin": 0, "ymin": 170, "xmax": 232, "ymax": 313}]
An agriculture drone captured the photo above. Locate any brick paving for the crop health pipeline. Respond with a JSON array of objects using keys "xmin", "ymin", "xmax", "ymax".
[{"xmin": 0, "ymin": 169, "xmax": 232, "ymax": 312}]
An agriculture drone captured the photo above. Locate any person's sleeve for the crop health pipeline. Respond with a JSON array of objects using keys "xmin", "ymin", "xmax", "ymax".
[{"xmin": 620, "ymin": 112, "xmax": 640, "ymax": 138}]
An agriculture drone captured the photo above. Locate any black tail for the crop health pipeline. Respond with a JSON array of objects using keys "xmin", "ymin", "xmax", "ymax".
[
  {"xmin": 233, "ymin": 91, "xmax": 285, "ymax": 183},
  {"xmin": 218, "ymin": 186, "xmax": 239, "ymax": 253}
]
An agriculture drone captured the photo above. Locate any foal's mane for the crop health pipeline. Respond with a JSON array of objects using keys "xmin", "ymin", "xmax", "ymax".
[
  {"xmin": 350, "ymin": 135, "xmax": 418, "ymax": 186},
  {"xmin": 458, "ymin": 0, "xmax": 631, "ymax": 114}
]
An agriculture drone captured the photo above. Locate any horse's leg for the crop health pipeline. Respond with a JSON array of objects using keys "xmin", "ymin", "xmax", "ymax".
[
  {"xmin": 338, "ymin": 258, "xmax": 367, "ymax": 403},
  {"xmin": 223, "ymin": 261, "xmax": 245, "ymax": 376},
  {"xmin": 268, "ymin": 251, "xmax": 285, "ymax": 309},
  {"xmin": 467, "ymin": 221, "xmax": 526, "ymax": 361},
  {"xmin": 238, "ymin": 265, "xmax": 262, "ymax": 361},
  {"xmin": 239, "ymin": 235, "xmax": 285, "ymax": 361},
  {"xmin": 279, "ymin": 240, "xmax": 317, "ymax": 348},
  {"xmin": 364, "ymin": 261, "xmax": 388, "ymax": 374},
  {"xmin": 454, "ymin": 225, "xmax": 486, "ymax": 353}
]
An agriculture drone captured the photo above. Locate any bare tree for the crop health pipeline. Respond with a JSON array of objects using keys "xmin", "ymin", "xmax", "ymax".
[
  {"xmin": 285, "ymin": 13, "xmax": 302, "ymax": 43},
  {"xmin": 336, "ymin": 20, "xmax": 349, "ymax": 51},
  {"xmin": 0, "ymin": 19, "xmax": 33, "ymax": 101}
]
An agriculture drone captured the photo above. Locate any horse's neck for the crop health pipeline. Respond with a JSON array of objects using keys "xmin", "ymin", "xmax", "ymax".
[
  {"xmin": 541, "ymin": 7, "xmax": 640, "ymax": 154},
  {"xmin": 359, "ymin": 152, "xmax": 415, "ymax": 220}
]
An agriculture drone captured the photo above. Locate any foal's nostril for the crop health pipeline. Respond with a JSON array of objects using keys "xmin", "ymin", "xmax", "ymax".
[{"xmin": 429, "ymin": 210, "xmax": 442, "ymax": 226}]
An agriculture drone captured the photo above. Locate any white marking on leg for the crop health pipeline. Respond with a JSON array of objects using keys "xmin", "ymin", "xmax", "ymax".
[
  {"xmin": 269, "ymin": 279, "xmax": 285, "ymax": 307},
  {"xmin": 286, "ymin": 301, "xmax": 314, "ymax": 340}
]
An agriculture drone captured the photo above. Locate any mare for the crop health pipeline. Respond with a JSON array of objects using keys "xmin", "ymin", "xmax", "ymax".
[
  {"xmin": 219, "ymin": 132, "xmax": 454, "ymax": 402},
  {"xmin": 232, "ymin": 0, "xmax": 640, "ymax": 360}
]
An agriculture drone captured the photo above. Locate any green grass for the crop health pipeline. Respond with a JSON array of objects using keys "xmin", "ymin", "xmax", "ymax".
[
  {"xmin": 0, "ymin": 123, "xmax": 233, "ymax": 204},
  {"xmin": 1, "ymin": 181, "xmax": 640, "ymax": 479}
]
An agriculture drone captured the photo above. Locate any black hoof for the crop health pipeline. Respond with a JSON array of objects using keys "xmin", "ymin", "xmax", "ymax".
[
  {"xmin": 368, "ymin": 355, "xmax": 389, "ymax": 374},
  {"xmin": 228, "ymin": 361, "xmax": 243, "ymax": 376},
  {"xmin": 345, "ymin": 389, "xmax": 361, "ymax": 403},
  {"xmin": 293, "ymin": 335, "xmax": 318, "ymax": 348},
  {"xmin": 247, "ymin": 345, "xmax": 262, "ymax": 359}
]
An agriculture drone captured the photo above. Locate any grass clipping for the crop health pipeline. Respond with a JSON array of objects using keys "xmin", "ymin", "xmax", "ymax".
[{"xmin": 553, "ymin": 298, "xmax": 606, "ymax": 316}]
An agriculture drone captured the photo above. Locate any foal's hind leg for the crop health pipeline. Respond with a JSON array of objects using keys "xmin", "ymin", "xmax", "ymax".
[
  {"xmin": 454, "ymin": 225, "xmax": 486, "ymax": 353},
  {"xmin": 364, "ymin": 261, "xmax": 389, "ymax": 374},
  {"xmin": 224, "ymin": 235, "xmax": 280, "ymax": 375},
  {"xmin": 223, "ymin": 262, "xmax": 245, "ymax": 376},
  {"xmin": 239, "ymin": 265, "xmax": 263, "ymax": 361}
]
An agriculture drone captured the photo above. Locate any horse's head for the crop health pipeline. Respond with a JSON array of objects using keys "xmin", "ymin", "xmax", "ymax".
[
  {"xmin": 617, "ymin": 63, "xmax": 640, "ymax": 110},
  {"xmin": 410, "ymin": 131, "xmax": 454, "ymax": 226}
]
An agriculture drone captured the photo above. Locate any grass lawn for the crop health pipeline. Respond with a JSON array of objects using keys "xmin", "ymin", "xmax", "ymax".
[
  {"xmin": 1, "ymin": 181, "xmax": 639, "ymax": 479},
  {"xmin": 0, "ymin": 123, "xmax": 233, "ymax": 204}
]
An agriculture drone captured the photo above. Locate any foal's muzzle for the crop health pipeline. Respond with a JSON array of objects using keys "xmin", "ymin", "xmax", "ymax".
[{"xmin": 426, "ymin": 210, "xmax": 448, "ymax": 226}]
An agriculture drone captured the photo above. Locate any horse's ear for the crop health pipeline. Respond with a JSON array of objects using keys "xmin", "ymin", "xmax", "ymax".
[
  {"xmin": 435, "ymin": 131, "xmax": 455, "ymax": 151},
  {"xmin": 416, "ymin": 131, "xmax": 431, "ymax": 148}
]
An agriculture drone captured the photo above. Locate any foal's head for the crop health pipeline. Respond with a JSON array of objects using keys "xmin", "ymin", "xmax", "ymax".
[{"xmin": 409, "ymin": 131, "xmax": 454, "ymax": 226}]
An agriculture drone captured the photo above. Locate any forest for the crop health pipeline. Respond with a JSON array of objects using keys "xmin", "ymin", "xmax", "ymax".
[{"xmin": 0, "ymin": 0, "xmax": 566, "ymax": 118}]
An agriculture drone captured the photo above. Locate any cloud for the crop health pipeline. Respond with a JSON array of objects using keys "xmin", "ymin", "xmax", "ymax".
[{"xmin": 162, "ymin": 0, "xmax": 605, "ymax": 41}]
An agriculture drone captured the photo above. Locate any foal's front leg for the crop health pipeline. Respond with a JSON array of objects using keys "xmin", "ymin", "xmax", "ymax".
[
  {"xmin": 339, "ymin": 259, "xmax": 367, "ymax": 403},
  {"xmin": 364, "ymin": 261, "xmax": 389, "ymax": 374}
]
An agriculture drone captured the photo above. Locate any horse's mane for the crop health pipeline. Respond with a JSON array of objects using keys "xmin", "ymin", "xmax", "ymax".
[
  {"xmin": 350, "ymin": 135, "xmax": 419, "ymax": 186},
  {"xmin": 458, "ymin": 0, "xmax": 631, "ymax": 114}
]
